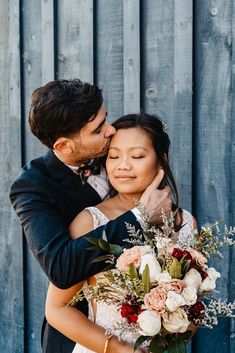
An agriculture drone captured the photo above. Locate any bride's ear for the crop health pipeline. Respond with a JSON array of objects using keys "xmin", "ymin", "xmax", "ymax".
[{"xmin": 53, "ymin": 137, "xmax": 73, "ymax": 155}]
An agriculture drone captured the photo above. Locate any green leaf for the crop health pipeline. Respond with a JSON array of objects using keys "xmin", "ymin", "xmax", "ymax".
[
  {"xmin": 102, "ymin": 229, "xmax": 108, "ymax": 242},
  {"xmin": 86, "ymin": 246, "xmax": 100, "ymax": 251},
  {"xmin": 149, "ymin": 336, "xmax": 166, "ymax": 353},
  {"xmin": 109, "ymin": 244, "xmax": 123, "ymax": 257},
  {"xmin": 180, "ymin": 330, "xmax": 193, "ymax": 342},
  {"xmin": 168, "ymin": 340, "xmax": 186, "ymax": 353},
  {"xmin": 181, "ymin": 260, "xmax": 191, "ymax": 276},
  {"xmin": 129, "ymin": 263, "xmax": 138, "ymax": 279},
  {"xmin": 98, "ymin": 239, "xmax": 110, "ymax": 251},
  {"xmin": 134, "ymin": 335, "xmax": 150, "ymax": 350},
  {"xmin": 85, "ymin": 237, "xmax": 100, "ymax": 246},
  {"xmin": 142, "ymin": 264, "xmax": 150, "ymax": 293},
  {"xmin": 91, "ymin": 255, "xmax": 110, "ymax": 263},
  {"xmin": 168, "ymin": 258, "xmax": 182, "ymax": 279}
]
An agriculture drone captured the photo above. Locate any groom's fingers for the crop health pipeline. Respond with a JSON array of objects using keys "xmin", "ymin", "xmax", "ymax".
[
  {"xmin": 145, "ymin": 168, "xmax": 164, "ymax": 192},
  {"xmin": 139, "ymin": 168, "xmax": 172, "ymax": 224}
]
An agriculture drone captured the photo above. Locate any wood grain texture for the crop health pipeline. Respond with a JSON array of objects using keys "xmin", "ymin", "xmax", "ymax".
[
  {"xmin": 57, "ymin": 0, "xmax": 93, "ymax": 82},
  {"xmin": 0, "ymin": 1, "xmax": 24, "ymax": 352},
  {"xmin": 96, "ymin": 0, "xmax": 124, "ymax": 121},
  {"xmin": 1, "ymin": 1, "xmax": 234, "ymax": 352},
  {"xmin": 193, "ymin": 1, "xmax": 234, "ymax": 352},
  {"xmin": 229, "ymin": 0, "xmax": 235, "ymax": 351},
  {"xmin": 21, "ymin": 1, "xmax": 48, "ymax": 352},
  {"xmin": 123, "ymin": 0, "xmax": 140, "ymax": 114},
  {"xmin": 41, "ymin": 0, "xmax": 55, "ymax": 84},
  {"xmin": 142, "ymin": 0, "xmax": 193, "ymax": 210}
]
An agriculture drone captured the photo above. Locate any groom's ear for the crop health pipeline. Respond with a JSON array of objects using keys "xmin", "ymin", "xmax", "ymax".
[{"xmin": 53, "ymin": 137, "xmax": 73, "ymax": 155}]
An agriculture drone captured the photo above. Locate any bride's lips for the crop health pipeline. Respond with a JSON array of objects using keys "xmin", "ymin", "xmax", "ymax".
[{"xmin": 114, "ymin": 175, "xmax": 136, "ymax": 181}]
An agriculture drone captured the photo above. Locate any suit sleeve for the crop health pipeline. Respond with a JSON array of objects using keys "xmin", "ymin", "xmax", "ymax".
[{"xmin": 9, "ymin": 177, "xmax": 141, "ymax": 289}]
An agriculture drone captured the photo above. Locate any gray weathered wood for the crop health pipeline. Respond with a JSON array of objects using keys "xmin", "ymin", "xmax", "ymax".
[
  {"xmin": 0, "ymin": 1, "xmax": 24, "ymax": 352},
  {"xmin": 57, "ymin": 0, "xmax": 94, "ymax": 82},
  {"xmin": 142, "ymin": 0, "xmax": 192, "ymax": 210},
  {"xmin": 229, "ymin": 1, "xmax": 235, "ymax": 351},
  {"xmin": 1, "ymin": 1, "xmax": 235, "ymax": 353},
  {"xmin": 123, "ymin": 0, "xmax": 140, "ymax": 114},
  {"xmin": 41, "ymin": 0, "xmax": 55, "ymax": 84},
  {"xmin": 193, "ymin": 1, "xmax": 234, "ymax": 352},
  {"xmin": 96, "ymin": 0, "xmax": 124, "ymax": 121},
  {"xmin": 21, "ymin": 1, "xmax": 48, "ymax": 352}
]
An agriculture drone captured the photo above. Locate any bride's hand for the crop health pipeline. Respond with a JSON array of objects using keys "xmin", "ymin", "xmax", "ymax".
[{"xmin": 139, "ymin": 169, "xmax": 172, "ymax": 224}]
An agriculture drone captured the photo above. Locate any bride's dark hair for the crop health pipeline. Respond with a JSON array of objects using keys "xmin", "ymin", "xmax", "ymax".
[{"xmin": 111, "ymin": 113, "xmax": 183, "ymax": 229}]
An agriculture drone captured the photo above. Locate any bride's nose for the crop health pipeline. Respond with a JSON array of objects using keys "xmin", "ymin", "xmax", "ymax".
[{"xmin": 117, "ymin": 157, "xmax": 132, "ymax": 170}]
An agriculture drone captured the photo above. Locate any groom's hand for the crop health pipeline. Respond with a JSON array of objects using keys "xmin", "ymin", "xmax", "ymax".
[{"xmin": 139, "ymin": 169, "xmax": 172, "ymax": 224}]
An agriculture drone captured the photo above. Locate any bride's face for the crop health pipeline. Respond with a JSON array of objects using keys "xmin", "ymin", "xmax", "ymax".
[{"xmin": 106, "ymin": 127, "xmax": 159, "ymax": 196}]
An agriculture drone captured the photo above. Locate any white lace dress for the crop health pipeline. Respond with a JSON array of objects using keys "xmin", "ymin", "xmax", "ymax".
[{"xmin": 72, "ymin": 208, "xmax": 195, "ymax": 353}]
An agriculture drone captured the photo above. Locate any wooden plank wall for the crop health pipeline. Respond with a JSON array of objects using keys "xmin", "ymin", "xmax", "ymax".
[
  {"xmin": 0, "ymin": 1, "xmax": 234, "ymax": 352},
  {"xmin": 193, "ymin": 1, "xmax": 235, "ymax": 352},
  {"xmin": 0, "ymin": 1, "xmax": 24, "ymax": 352}
]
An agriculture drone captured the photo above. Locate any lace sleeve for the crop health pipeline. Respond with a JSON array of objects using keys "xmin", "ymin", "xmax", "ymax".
[
  {"xmin": 178, "ymin": 209, "xmax": 195, "ymax": 246},
  {"xmin": 84, "ymin": 207, "xmax": 109, "ymax": 229}
]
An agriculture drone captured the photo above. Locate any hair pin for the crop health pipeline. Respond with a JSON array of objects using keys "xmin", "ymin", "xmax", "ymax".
[{"xmin": 162, "ymin": 121, "xmax": 168, "ymax": 133}]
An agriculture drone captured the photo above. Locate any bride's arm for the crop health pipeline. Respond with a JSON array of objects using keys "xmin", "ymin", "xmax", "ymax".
[
  {"xmin": 45, "ymin": 282, "xmax": 139, "ymax": 353},
  {"xmin": 45, "ymin": 210, "xmax": 143, "ymax": 353}
]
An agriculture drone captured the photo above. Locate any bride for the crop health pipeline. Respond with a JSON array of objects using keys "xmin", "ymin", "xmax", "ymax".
[{"xmin": 45, "ymin": 113, "xmax": 197, "ymax": 353}]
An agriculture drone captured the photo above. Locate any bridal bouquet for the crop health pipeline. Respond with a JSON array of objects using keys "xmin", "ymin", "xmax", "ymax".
[{"xmin": 70, "ymin": 213, "xmax": 235, "ymax": 353}]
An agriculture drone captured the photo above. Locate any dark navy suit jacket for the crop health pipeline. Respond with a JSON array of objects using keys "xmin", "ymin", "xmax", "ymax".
[{"xmin": 9, "ymin": 149, "xmax": 141, "ymax": 353}]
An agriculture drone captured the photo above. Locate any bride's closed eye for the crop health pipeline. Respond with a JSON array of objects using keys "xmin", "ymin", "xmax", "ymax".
[{"xmin": 108, "ymin": 155, "xmax": 119, "ymax": 159}]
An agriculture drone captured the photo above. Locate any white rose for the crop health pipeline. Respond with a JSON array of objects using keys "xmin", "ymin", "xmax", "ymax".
[
  {"xmin": 184, "ymin": 268, "xmax": 202, "ymax": 291},
  {"xmin": 137, "ymin": 310, "xmax": 161, "ymax": 336},
  {"xmin": 199, "ymin": 267, "xmax": 221, "ymax": 292},
  {"xmin": 207, "ymin": 267, "xmax": 221, "ymax": 281},
  {"xmin": 165, "ymin": 291, "xmax": 185, "ymax": 312},
  {"xmin": 139, "ymin": 253, "xmax": 161, "ymax": 282},
  {"xmin": 156, "ymin": 271, "xmax": 172, "ymax": 282},
  {"xmin": 163, "ymin": 308, "xmax": 190, "ymax": 333},
  {"xmin": 181, "ymin": 287, "xmax": 197, "ymax": 305},
  {"xmin": 200, "ymin": 277, "xmax": 215, "ymax": 291}
]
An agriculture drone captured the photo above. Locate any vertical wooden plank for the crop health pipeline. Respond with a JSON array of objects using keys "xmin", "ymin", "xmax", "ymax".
[
  {"xmin": 0, "ymin": 0, "xmax": 24, "ymax": 352},
  {"xmin": 41, "ymin": 0, "xmax": 54, "ymax": 84},
  {"xmin": 142, "ymin": 0, "xmax": 193, "ymax": 210},
  {"xmin": 21, "ymin": 1, "xmax": 48, "ymax": 353},
  {"xmin": 193, "ymin": 1, "xmax": 234, "ymax": 352},
  {"xmin": 173, "ymin": 0, "xmax": 192, "ymax": 210},
  {"xmin": 229, "ymin": 1, "xmax": 235, "ymax": 351},
  {"xmin": 123, "ymin": 0, "xmax": 140, "ymax": 114},
  {"xmin": 96, "ymin": 0, "xmax": 123, "ymax": 121},
  {"xmin": 57, "ymin": 0, "xmax": 93, "ymax": 82}
]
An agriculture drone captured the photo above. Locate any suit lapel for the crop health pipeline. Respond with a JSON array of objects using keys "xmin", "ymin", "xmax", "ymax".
[{"xmin": 43, "ymin": 149, "xmax": 102, "ymax": 201}]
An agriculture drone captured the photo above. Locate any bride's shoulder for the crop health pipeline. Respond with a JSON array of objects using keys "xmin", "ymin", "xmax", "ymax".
[{"xmin": 69, "ymin": 208, "xmax": 94, "ymax": 239}]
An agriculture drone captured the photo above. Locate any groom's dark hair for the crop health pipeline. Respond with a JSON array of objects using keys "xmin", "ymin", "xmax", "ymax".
[{"xmin": 28, "ymin": 78, "xmax": 103, "ymax": 148}]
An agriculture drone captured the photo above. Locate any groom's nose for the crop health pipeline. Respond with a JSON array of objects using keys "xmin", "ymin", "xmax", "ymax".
[{"xmin": 104, "ymin": 122, "xmax": 116, "ymax": 138}]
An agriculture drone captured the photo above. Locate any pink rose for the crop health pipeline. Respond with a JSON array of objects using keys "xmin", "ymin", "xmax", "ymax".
[
  {"xmin": 144, "ymin": 287, "xmax": 167, "ymax": 314},
  {"xmin": 187, "ymin": 248, "xmax": 208, "ymax": 268},
  {"xmin": 157, "ymin": 279, "xmax": 185, "ymax": 294},
  {"xmin": 116, "ymin": 246, "xmax": 148, "ymax": 272}
]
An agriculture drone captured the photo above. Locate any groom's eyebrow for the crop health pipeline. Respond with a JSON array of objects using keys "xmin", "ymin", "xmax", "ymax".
[{"xmin": 92, "ymin": 112, "xmax": 108, "ymax": 133}]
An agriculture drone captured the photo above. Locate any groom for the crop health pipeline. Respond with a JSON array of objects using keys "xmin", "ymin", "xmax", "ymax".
[{"xmin": 10, "ymin": 79, "xmax": 171, "ymax": 353}]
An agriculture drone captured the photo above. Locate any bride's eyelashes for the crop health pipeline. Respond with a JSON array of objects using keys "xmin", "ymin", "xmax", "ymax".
[{"xmin": 108, "ymin": 155, "xmax": 146, "ymax": 159}]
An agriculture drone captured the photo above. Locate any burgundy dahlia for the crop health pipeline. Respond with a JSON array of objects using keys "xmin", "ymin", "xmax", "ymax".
[
  {"xmin": 120, "ymin": 302, "xmax": 143, "ymax": 324},
  {"xmin": 188, "ymin": 301, "xmax": 205, "ymax": 322},
  {"xmin": 182, "ymin": 250, "xmax": 192, "ymax": 260},
  {"xmin": 172, "ymin": 248, "xmax": 183, "ymax": 260}
]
